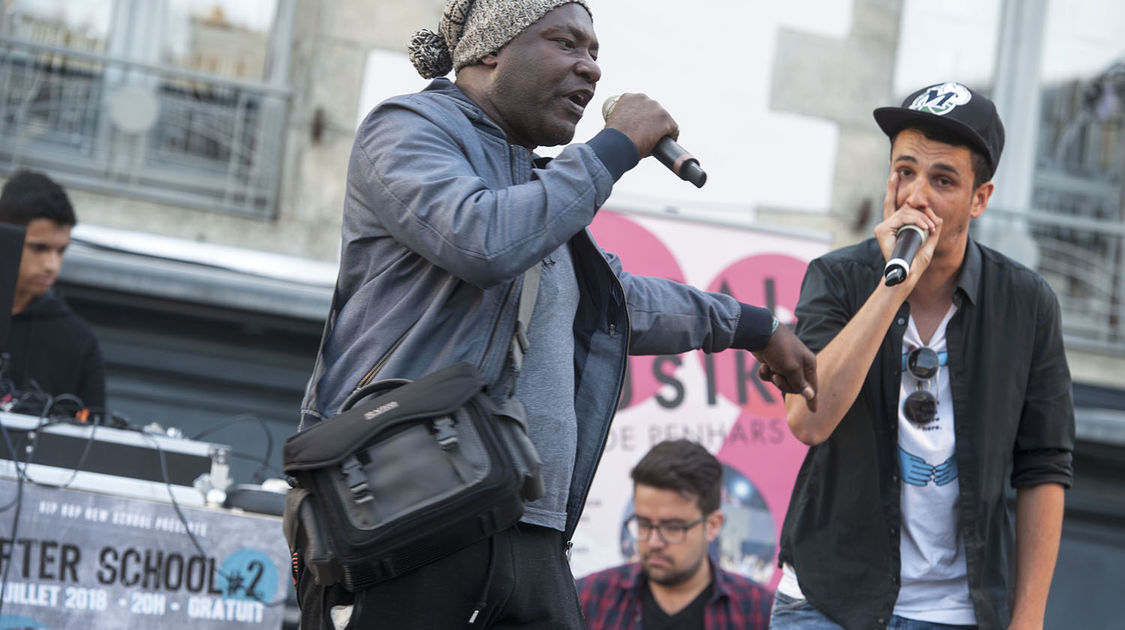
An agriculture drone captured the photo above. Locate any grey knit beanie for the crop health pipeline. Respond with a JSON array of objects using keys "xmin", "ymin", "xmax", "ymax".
[{"xmin": 408, "ymin": 0, "xmax": 592, "ymax": 79}]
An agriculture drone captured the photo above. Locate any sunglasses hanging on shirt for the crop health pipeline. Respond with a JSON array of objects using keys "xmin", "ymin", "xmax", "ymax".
[{"xmin": 902, "ymin": 346, "xmax": 947, "ymax": 426}]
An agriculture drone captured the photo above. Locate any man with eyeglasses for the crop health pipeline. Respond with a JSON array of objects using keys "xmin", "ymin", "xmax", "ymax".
[
  {"xmin": 767, "ymin": 82, "xmax": 1075, "ymax": 630},
  {"xmin": 576, "ymin": 439, "xmax": 770, "ymax": 629}
]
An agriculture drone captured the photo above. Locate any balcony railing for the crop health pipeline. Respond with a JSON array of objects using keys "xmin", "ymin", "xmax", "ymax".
[
  {"xmin": 1029, "ymin": 67, "xmax": 1125, "ymax": 354},
  {"xmin": 1010, "ymin": 205, "xmax": 1125, "ymax": 353},
  {"xmin": 0, "ymin": 36, "xmax": 290, "ymax": 218}
]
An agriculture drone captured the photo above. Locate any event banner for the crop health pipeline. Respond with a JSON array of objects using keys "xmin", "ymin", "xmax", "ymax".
[
  {"xmin": 0, "ymin": 479, "xmax": 289, "ymax": 630},
  {"xmin": 570, "ymin": 209, "xmax": 828, "ymax": 589}
]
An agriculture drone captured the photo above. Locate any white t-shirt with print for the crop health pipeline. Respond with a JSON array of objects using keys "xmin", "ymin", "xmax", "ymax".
[
  {"xmin": 893, "ymin": 306, "xmax": 975, "ymax": 625},
  {"xmin": 777, "ymin": 307, "xmax": 977, "ymax": 624}
]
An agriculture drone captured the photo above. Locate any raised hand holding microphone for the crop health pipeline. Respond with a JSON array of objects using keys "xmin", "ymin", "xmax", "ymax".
[
  {"xmin": 884, "ymin": 224, "xmax": 927, "ymax": 286},
  {"xmin": 601, "ymin": 94, "xmax": 707, "ymax": 188},
  {"xmin": 878, "ymin": 172, "xmax": 940, "ymax": 288}
]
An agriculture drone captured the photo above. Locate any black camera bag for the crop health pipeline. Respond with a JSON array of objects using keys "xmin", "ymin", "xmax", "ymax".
[
  {"xmin": 283, "ymin": 266, "xmax": 544, "ymax": 591},
  {"xmin": 282, "ymin": 362, "xmax": 542, "ymax": 590}
]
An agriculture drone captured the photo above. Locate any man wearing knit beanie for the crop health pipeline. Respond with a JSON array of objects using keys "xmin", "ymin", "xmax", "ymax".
[{"xmin": 292, "ymin": 2, "xmax": 817, "ymax": 628}]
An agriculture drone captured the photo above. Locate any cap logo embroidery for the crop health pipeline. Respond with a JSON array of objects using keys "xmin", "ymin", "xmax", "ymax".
[{"xmin": 909, "ymin": 82, "xmax": 972, "ymax": 116}]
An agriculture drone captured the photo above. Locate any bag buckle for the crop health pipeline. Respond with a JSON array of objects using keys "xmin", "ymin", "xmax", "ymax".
[
  {"xmin": 341, "ymin": 456, "xmax": 373, "ymax": 504},
  {"xmin": 430, "ymin": 416, "xmax": 459, "ymax": 449}
]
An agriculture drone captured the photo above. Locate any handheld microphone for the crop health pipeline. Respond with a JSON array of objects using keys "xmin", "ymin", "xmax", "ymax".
[
  {"xmin": 884, "ymin": 224, "xmax": 928, "ymax": 286},
  {"xmin": 601, "ymin": 95, "xmax": 707, "ymax": 188}
]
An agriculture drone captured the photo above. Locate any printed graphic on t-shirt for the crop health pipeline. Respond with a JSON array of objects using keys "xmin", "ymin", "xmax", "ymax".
[
  {"xmin": 898, "ymin": 447, "xmax": 958, "ymax": 487},
  {"xmin": 894, "ymin": 306, "xmax": 973, "ymax": 624}
]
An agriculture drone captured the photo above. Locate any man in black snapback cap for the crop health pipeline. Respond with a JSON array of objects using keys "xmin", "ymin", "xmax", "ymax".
[
  {"xmin": 874, "ymin": 81, "xmax": 1006, "ymax": 176},
  {"xmin": 766, "ymin": 82, "xmax": 1074, "ymax": 629}
]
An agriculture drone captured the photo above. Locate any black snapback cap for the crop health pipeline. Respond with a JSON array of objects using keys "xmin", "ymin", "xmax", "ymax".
[{"xmin": 873, "ymin": 82, "xmax": 1005, "ymax": 171}]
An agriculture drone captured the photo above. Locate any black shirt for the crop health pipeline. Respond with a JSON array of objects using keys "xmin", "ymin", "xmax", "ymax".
[
  {"xmin": 779, "ymin": 238, "xmax": 1075, "ymax": 630},
  {"xmin": 642, "ymin": 579, "xmax": 711, "ymax": 630}
]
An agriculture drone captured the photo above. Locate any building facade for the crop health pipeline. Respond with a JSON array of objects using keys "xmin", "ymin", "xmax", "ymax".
[{"xmin": 1, "ymin": 1, "xmax": 1121, "ymax": 626}]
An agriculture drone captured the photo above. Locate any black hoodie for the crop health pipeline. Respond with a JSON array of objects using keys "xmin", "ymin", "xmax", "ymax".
[{"xmin": 4, "ymin": 290, "xmax": 105, "ymax": 412}]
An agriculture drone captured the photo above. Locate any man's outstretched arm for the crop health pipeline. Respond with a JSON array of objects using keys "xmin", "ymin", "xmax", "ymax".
[{"xmin": 753, "ymin": 323, "xmax": 817, "ymax": 411}]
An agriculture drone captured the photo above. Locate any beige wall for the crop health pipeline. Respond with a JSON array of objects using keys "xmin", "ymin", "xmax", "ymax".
[
  {"xmin": 760, "ymin": 0, "xmax": 901, "ymax": 249},
  {"xmin": 56, "ymin": 0, "xmax": 447, "ymax": 264},
  {"xmin": 22, "ymin": 0, "xmax": 1122, "ymax": 382}
]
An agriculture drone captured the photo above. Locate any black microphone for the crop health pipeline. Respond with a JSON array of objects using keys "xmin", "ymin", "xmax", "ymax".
[
  {"xmin": 884, "ymin": 224, "xmax": 928, "ymax": 286},
  {"xmin": 601, "ymin": 95, "xmax": 707, "ymax": 188}
]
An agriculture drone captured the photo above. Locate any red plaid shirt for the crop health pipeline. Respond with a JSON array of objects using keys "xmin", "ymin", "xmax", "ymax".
[{"xmin": 575, "ymin": 560, "xmax": 771, "ymax": 630}]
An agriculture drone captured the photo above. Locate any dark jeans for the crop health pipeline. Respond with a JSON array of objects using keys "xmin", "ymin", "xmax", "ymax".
[
  {"xmin": 769, "ymin": 592, "xmax": 978, "ymax": 630},
  {"xmin": 297, "ymin": 523, "xmax": 585, "ymax": 629}
]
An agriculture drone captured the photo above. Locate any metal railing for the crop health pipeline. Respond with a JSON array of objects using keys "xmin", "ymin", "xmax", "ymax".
[
  {"xmin": 0, "ymin": 36, "xmax": 290, "ymax": 218},
  {"xmin": 1028, "ymin": 67, "xmax": 1125, "ymax": 354},
  {"xmin": 1002, "ymin": 205, "xmax": 1125, "ymax": 353}
]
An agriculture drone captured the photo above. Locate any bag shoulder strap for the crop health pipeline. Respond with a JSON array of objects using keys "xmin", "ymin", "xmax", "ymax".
[
  {"xmin": 508, "ymin": 263, "xmax": 541, "ymax": 375},
  {"xmin": 299, "ymin": 286, "xmax": 342, "ymax": 428},
  {"xmin": 313, "ymin": 264, "xmax": 544, "ymax": 415}
]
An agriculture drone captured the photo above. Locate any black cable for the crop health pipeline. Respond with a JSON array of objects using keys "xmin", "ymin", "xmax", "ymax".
[
  {"xmin": 0, "ymin": 394, "xmax": 92, "ymax": 615},
  {"xmin": 15, "ymin": 378, "xmax": 52, "ymax": 419},
  {"xmin": 0, "ymin": 395, "xmax": 69, "ymax": 616},
  {"xmin": 6, "ymin": 389, "xmax": 50, "ymax": 419},
  {"xmin": 0, "ymin": 414, "xmax": 24, "ymax": 511},
  {"xmin": 107, "ymin": 410, "xmax": 137, "ymax": 431},
  {"xmin": 225, "ymin": 449, "xmax": 284, "ymax": 479},
  {"xmin": 0, "ymin": 416, "xmax": 27, "ymax": 618},
  {"xmin": 143, "ymin": 431, "xmax": 288, "ymax": 608},
  {"xmin": 1, "ymin": 404, "xmax": 288, "ymax": 610},
  {"xmin": 45, "ymin": 392, "xmax": 85, "ymax": 417},
  {"xmin": 188, "ymin": 413, "xmax": 275, "ymax": 483},
  {"xmin": 23, "ymin": 419, "xmax": 102, "ymax": 492},
  {"xmin": 5, "ymin": 390, "xmax": 102, "ymax": 492},
  {"xmin": 0, "ymin": 470, "xmax": 24, "ymax": 618}
]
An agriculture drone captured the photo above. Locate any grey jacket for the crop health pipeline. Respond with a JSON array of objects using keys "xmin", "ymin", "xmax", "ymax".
[{"xmin": 300, "ymin": 78, "xmax": 772, "ymax": 539}]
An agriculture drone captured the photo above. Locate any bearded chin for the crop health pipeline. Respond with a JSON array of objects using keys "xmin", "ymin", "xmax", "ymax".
[{"xmin": 642, "ymin": 555, "xmax": 706, "ymax": 587}]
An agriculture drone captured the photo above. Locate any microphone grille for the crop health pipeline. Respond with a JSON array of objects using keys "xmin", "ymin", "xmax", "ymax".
[{"xmin": 601, "ymin": 95, "xmax": 620, "ymax": 122}]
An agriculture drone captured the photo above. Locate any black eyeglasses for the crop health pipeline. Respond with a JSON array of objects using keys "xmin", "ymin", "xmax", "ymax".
[
  {"xmin": 625, "ymin": 514, "xmax": 706, "ymax": 544},
  {"xmin": 902, "ymin": 347, "xmax": 946, "ymax": 426}
]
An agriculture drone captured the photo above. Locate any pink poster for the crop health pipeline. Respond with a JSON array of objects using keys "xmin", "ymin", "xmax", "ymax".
[{"xmin": 569, "ymin": 209, "xmax": 827, "ymax": 590}]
